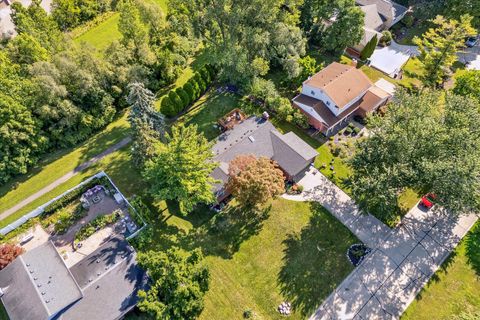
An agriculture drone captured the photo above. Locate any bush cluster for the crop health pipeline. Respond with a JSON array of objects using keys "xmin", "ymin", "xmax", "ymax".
[
  {"xmin": 161, "ymin": 65, "xmax": 216, "ymax": 117},
  {"xmin": 75, "ymin": 209, "xmax": 121, "ymax": 242}
]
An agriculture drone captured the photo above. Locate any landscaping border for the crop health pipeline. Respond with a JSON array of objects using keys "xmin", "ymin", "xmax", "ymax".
[{"xmin": 0, "ymin": 171, "xmax": 147, "ymax": 238}]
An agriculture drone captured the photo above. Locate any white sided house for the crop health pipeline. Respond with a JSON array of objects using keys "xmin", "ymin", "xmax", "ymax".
[{"xmin": 292, "ymin": 62, "xmax": 393, "ymax": 136}]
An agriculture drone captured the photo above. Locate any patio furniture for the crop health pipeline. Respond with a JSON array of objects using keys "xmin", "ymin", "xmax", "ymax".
[
  {"xmin": 20, "ymin": 233, "xmax": 34, "ymax": 244},
  {"xmin": 92, "ymin": 195, "xmax": 102, "ymax": 204}
]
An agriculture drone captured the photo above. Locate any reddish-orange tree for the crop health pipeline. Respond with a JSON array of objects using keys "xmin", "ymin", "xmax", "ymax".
[
  {"xmin": 227, "ymin": 155, "xmax": 285, "ymax": 207},
  {"xmin": 0, "ymin": 244, "xmax": 24, "ymax": 270}
]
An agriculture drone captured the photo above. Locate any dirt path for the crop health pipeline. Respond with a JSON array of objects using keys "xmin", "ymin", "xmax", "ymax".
[{"xmin": 0, "ymin": 137, "xmax": 132, "ymax": 222}]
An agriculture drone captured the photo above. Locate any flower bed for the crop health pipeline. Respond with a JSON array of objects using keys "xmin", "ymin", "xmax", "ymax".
[
  {"xmin": 346, "ymin": 244, "xmax": 371, "ymax": 266},
  {"xmin": 286, "ymin": 183, "xmax": 304, "ymax": 195},
  {"xmin": 74, "ymin": 209, "xmax": 122, "ymax": 243}
]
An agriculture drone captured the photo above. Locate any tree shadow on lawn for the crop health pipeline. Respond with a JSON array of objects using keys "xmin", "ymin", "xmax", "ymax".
[
  {"xmin": 278, "ymin": 202, "xmax": 356, "ymax": 317},
  {"xmin": 465, "ymin": 222, "xmax": 480, "ymax": 276},
  {"xmin": 185, "ymin": 203, "xmax": 271, "ymax": 259}
]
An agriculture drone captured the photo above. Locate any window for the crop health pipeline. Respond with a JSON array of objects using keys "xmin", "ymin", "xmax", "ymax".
[{"xmin": 310, "ymin": 90, "xmax": 315, "ymax": 96}]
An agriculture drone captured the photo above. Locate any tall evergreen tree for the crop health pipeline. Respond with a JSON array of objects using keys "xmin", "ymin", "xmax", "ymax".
[
  {"xmin": 360, "ymin": 34, "xmax": 377, "ymax": 60},
  {"xmin": 127, "ymin": 82, "xmax": 165, "ymax": 133}
]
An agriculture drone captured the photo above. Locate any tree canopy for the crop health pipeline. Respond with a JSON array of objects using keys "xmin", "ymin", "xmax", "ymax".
[
  {"xmin": 349, "ymin": 90, "xmax": 480, "ymax": 222},
  {"xmin": 413, "ymin": 15, "xmax": 475, "ymax": 87},
  {"xmin": 169, "ymin": 0, "xmax": 306, "ymax": 84},
  {"xmin": 301, "ymin": 0, "xmax": 364, "ymax": 53},
  {"xmin": 143, "ymin": 124, "xmax": 217, "ymax": 214},
  {"xmin": 137, "ymin": 247, "xmax": 210, "ymax": 320},
  {"xmin": 453, "ymin": 70, "xmax": 480, "ymax": 102},
  {"xmin": 226, "ymin": 155, "xmax": 285, "ymax": 208}
]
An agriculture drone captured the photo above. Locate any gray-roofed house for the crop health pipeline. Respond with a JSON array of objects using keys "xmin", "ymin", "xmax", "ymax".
[
  {"xmin": 0, "ymin": 235, "xmax": 148, "ymax": 320},
  {"xmin": 211, "ymin": 116, "xmax": 318, "ymax": 201},
  {"xmin": 352, "ymin": 0, "xmax": 408, "ymax": 52}
]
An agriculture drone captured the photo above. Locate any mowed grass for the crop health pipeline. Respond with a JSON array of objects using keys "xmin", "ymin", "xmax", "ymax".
[
  {"xmin": 73, "ymin": 0, "xmax": 168, "ymax": 51},
  {"xmin": 148, "ymin": 199, "xmax": 357, "ymax": 319},
  {"xmin": 0, "ymin": 113, "xmax": 131, "ymax": 228},
  {"xmin": 402, "ymin": 222, "xmax": 480, "ymax": 319}
]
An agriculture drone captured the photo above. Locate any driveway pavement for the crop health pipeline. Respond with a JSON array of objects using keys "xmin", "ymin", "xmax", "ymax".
[{"xmin": 283, "ymin": 168, "xmax": 478, "ymax": 319}]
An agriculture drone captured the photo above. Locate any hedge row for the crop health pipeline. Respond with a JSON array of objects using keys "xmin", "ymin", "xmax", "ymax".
[
  {"xmin": 160, "ymin": 64, "xmax": 216, "ymax": 117},
  {"xmin": 74, "ymin": 209, "xmax": 121, "ymax": 242},
  {"xmin": 42, "ymin": 176, "xmax": 113, "ymax": 216}
]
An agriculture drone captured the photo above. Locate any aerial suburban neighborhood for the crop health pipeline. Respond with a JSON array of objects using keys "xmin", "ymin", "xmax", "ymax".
[{"xmin": 0, "ymin": 0, "xmax": 479, "ymax": 319}]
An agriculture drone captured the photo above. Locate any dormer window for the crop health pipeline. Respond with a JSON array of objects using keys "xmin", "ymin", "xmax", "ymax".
[{"xmin": 310, "ymin": 90, "xmax": 315, "ymax": 96}]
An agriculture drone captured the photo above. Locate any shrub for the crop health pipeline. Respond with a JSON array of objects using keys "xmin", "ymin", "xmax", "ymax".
[
  {"xmin": 194, "ymin": 73, "xmax": 207, "ymax": 92},
  {"xmin": 293, "ymin": 110, "xmax": 309, "ymax": 128},
  {"xmin": 0, "ymin": 244, "xmax": 24, "ymax": 270},
  {"xmin": 199, "ymin": 67, "xmax": 211, "ymax": 83},
  {"xmin": 353, "ymin": 127, "xmax": 361, "ymax": 135},
  {"xmin": 53, "ymin": 205, "xmax": 86, "ymax": 234},
  {"xmin": 189, "ymin": 78, "xmax": 201, "ymax": 100},
  {"xmin": 75, "ymin": 210, "xmax": 121, "ymax": 242},
  {"xmin": 380, "ymin": 30, "xmax": 393, "ymax": 46},
  {"xmin": 168, "ymin": 90, "xmax": 184, "ymax": 114},
  {"xmin": 344, "ymin": 127, "xmax": 353, "ymax": 135},
  {"xmin": 402, "ymin": 14, "xmax": 414, "ymax": 28},
  {"xmin": 248, "ymin": 77, "xmax": 278, "ymax": 102},
  {"xmin": 129, "ymin": 195, "xmax": 152, "ymax": 225},
  {"xmin": 183, "ymin": 82, "xmax": 195, "ymax": 103},
  {"xmin": 160, "ymin": 96, "xmax": 176, "ymax": 117},
  {"xmin": 176, "ymin": 87, "xmax": 190, "ymax": 109}
]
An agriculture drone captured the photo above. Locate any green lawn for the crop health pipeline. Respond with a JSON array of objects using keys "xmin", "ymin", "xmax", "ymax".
[
  {"xmin": 141, "ymin": 199, "xmax": 358, "ymax": 319},
  {"xmin": 402, "ymin": 222, "xmax": 480, "ymax": 320},
  {"xmin": 0, "ymin": 112, "xmax": 130, "ymax": 228}
]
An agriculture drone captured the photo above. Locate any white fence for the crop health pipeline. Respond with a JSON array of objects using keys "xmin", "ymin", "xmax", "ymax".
[{"xmin": 0, "ymin": 171, "xmax": 146, "ymax": 236}]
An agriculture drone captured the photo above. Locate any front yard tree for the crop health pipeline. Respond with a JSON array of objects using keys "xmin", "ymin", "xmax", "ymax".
[
  {"xmin": 360, "ymin": 34, "xmax": 378, "ymax": 61},
  {"xmin": 301, "ymin": 0, "xmax": 364, "ymax": 53},
  {"xmin": 413, "ymin": 15, "xmax": 475, "ymax": 87},
  {"xmin": 227, "ymin": 155, "xmax": 285, "ymax": 208},
  {"xmin": 0, "ymin": 244, "xmax": 24, "ymax": 270},
  {"xmin": 349, "ymin": 90, "xmax": 480, "ymax": 222},
  {"xmin": 143, "ymin": 124, "xmax": 217, "ymax": 215},
  {"xmin": 137, "ymin": 247, "xmax": 209, "ymax": 320}
]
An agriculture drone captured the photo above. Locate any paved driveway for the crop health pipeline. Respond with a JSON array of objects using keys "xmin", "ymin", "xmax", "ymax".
[{"xmin": 284, "ymin": 169, "xmax": 478, "ymax": 319}]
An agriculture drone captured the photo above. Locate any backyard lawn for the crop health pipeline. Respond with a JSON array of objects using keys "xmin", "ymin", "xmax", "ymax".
[
  {"xmin": 401, "ymin": 222, "xmax": 480, "ymax": 320},
  {"xmin": 142, "ymin": 199, "xmax": 358, "ymax": 319}
]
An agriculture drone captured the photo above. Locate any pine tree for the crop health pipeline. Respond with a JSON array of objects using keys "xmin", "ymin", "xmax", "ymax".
[
  {"xmin": 176, "ymin": 87, "xmax": 190, "ymax": 109},
  {"xmin": 168, "ymin": 90, "xmax": 184, "ymax": 114},
  {"xmin": 127, "ymin": 82, "xmax": 165, "ymax": 133},
  {"xmin": 360, "ymin": 34, "xmax": 377, "ymax": 61}
]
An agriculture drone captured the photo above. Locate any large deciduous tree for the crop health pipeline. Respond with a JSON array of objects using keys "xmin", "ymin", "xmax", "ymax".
[
  {"xmin": 301, "ymin": 0, "xmax": 364, "ymax": 53},
  {"xmin": 413, "ymin": 15, "xmax": 475, "ymax": 87},
  {"xmin": 137, "ymin": 247, "xmax": 209, "ymax": 320},
  {"xmin": 143, "ymin": 124, "xmax": 217, "ymax": 215},
  {"xmin": 349, "ymin": 90, "xmax": 480, "ymax": 222},
  {"xmin": 169, "ymin": 0, "xmax": 306, "ymax": 84},
  {"xmin": 226, "ymin": 155, "xmax": 285, "ymax": 208}
]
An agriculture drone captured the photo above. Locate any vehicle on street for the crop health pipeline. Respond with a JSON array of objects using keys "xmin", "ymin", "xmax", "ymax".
[{"xmin": 466, "ymin": 35, "xmax": 479, "ymax": 48}]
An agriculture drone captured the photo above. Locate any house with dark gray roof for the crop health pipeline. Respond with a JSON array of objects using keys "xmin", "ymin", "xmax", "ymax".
[
  {"xmin": 211, "ymin": 116, "xmax": 318, "ymax": 201},
  {"xmin": 0, "ymin": 235, "xmax": 148, "ymax": 320}
]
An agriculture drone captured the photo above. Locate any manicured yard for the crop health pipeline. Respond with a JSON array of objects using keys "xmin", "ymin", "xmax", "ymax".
[
  {"xmin": 143, "ymin": 199, "xmax": 358, "ymax": 319},
  {"xmin": 401, "ymin": 221, "xmax": 480, "ymax": 320}
]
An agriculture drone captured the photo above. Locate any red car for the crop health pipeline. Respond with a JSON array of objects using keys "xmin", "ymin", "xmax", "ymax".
[{"xmin": 420, "ymin": 193, "xmax": 437, "ymax": 209}]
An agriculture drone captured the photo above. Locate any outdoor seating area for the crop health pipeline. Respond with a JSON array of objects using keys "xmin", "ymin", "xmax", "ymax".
[
  {"xmin": 80, "ymin": 185, "xmax": 108, "ymax": 208},
  {"xmin": 217, "ymin": 108, "xmax": 246, "ymax": 131}
]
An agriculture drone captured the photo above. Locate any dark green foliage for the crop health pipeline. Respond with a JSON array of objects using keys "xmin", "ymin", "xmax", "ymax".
[
  {"xmin": 75, "ymin": 210, "xmax": 121, "ymax": 242},
  {"xmin": 183, "ymin": 82, "xmax": 195, "ymax": 102},
  {"xmin": 168, "ymin": 90, "xmax": 184, "ymax": 114},
  {"xmin": 199, "ymin": 67, "xmax": 211, "ymax": 83},
  {"xmin": 137, "ymin": 247, "xmax": 210, "ymax": 320},
  {"xmin": 360, "ymin": 34, "xmax": 378, "ymax": 60},
  {"xmin": 51, "ymin": 0, "xmax": 112, "ymax": 31},
  {"xmin": 160, "ymin": 96, "xmax": 176, "ymax": 117},
  {"xmin": 189, "ymin": 78, "xmax": 201, "ymax": 100},
  {"xmin": 194, "ymin": 73, "xmax": 207, "ymax": 93},
  {"xmin": 176, "ymin": 87, "xmax": 190, "ymax": 108}
]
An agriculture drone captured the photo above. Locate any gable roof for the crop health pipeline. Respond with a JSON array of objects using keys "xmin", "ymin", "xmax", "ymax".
[
  {"xmin": 212, "ymin": 116, "xmax": 318, "ymax": 184},
  {"xmin": 355, "ymin": 0, "xmax": 407, "ymax": 25},
  {"xmin": 0, "ymin": 242, "xmax": 83, "ymax": 320},
  {"xmin": 361, "ymin": 4, "xmax": 384, "ymax": 30},
  {"xmin": 304, "ymin": 62, "xmax": 373, "ymax": 108}
]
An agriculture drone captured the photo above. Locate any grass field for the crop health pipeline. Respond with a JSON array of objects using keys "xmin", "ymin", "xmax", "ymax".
[
  {"xmin": 140, "ymin": 199, "xmax": 358, "ymax": 319},
  {"xmin": 401, "ymin": 222, "xmax": 480, "ymax": 320}
]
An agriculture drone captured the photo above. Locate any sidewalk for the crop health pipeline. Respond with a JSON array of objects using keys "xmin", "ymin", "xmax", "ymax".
[{"xmin": 284, "ymin": 169, "xmax": 478, "ymax": 319}]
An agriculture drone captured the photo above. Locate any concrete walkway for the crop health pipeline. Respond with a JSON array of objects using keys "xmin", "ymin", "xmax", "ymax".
[
  {"xmin": 0, "ymin": 137, "xmax": 132, "ymax": 221},
  {"xmin": 283, "ymin": 168, "xmax": 478, "ymax": 319}
]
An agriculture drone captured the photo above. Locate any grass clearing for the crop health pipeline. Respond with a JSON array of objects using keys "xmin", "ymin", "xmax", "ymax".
[
  {"xmin": 74, "ymin": 13, "xmax": 121, "ymax": 51},
  {"xmin": 143, "ymin": 199, "xmax": 358, "ymax": 319},
  {"xmin": 401, "ymin": 222, "xmax": 480, "ymax": 319}
]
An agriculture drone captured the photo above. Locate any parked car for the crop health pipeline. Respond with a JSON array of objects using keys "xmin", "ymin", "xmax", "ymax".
[
  {"xmin": 466, "ymin": 35, "xmax": 479, "ymax": 48},
  {"xmin": 420, "ymin": 193, "xmax": 437, "ymax": 209}
]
